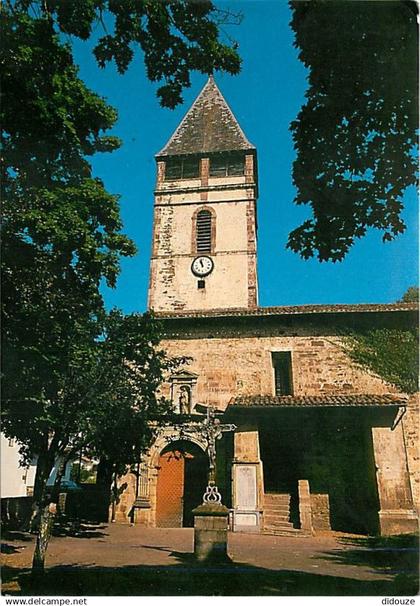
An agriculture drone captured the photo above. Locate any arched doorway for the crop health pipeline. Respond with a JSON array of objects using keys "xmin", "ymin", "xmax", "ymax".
[{"xmin": 155, "ymin": 440, "xmax": 208, "ymax": 527}]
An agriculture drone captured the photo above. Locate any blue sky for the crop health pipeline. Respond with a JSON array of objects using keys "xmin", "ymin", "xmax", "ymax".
[{"xmin": 72, "ymin": 1, "xmax": 418, "ymax": 313}]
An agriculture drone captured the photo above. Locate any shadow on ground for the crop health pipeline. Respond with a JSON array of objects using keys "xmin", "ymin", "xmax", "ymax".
[
  {"xmin": 52, "ymin": 518, "xmax": 109, "ymax": 540},
  {"xmin": 318, "ymin": 533, "xmax": 419, "ymax": 594},
  {"xmin": 320, "ymin": 534, "xmax": 419, "ymax": 573},
  {"xmin": 3, "ymin": 545, "xmax": 418, "ymax": 597}
]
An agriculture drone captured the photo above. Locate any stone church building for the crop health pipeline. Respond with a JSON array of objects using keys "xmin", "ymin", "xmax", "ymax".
[{"xmin": 116, "ymin": 76, "xmax": 418, "ymax": 537}]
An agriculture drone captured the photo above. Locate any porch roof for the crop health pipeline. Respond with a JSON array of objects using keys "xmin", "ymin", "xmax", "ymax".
[{"xmin": 227, "ymin": 394, "xmax": 407, "ymax": 409}]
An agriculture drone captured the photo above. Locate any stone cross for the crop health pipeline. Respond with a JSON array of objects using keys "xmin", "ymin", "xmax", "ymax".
[{"xmin": 198, "ymin": 407, "xmax": 236, "ymax": 504}]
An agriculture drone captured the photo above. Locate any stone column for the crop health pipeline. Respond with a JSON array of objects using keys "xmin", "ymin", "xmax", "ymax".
[
  {"xmin": 372, "ymin": 422, "xmax": 418, "ymax": 535},
  {"xmin": 298, "ymin": 479, "xmax": 314, "ymax": 535},
  {"xmin": 231, "ymin": 426, "xmax": 263, "ymax": 532},
  {"xmin": 193, "ymin": 503, "xmax": 230, "ymax": 562}
]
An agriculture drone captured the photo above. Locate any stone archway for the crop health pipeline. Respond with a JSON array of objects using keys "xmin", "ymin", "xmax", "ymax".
[
  {"xmin": 155, "ymin": 439, "xmax": 208, "ymax": 527},
  {"xmin": 114, "ymin": 426, "xmax": 208, "ymax": 527}
]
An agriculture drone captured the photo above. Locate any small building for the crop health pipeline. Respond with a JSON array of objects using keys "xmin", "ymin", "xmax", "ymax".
[
  {"xmin": 1, "ymin": 435, "xmax": 36, "ymax": 499},
  {"xmin": 116, "ymin": 77, "xmax": 418, "ymax": 536}
]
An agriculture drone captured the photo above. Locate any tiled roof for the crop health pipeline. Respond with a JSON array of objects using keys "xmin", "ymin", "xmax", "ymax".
[
  {"xmin": 154, "ymin": 302, "xmax": 418, "ymax": 320},
  {"xmin": 157, "ymin": 76, "xmax": 254, "ymax": 157},
  {"xmin": 228, "ymin": 394, "xmax": 407, "ymax": 408}
]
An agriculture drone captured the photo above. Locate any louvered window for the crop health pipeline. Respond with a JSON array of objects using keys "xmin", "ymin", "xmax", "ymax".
[
  {"xmin": 209, "ymin": 153, "xmax": 245, "ymax": 177},
  {"xmin": 196, "ymin": 210, "xmax": 212, "ymax": 252},
  {"xmin": 165, "ymin": 156, "xmax": 199, "ymax": 180},
  {"xmin": 272, "ymin": 352, "xmax": 293, "ymax": 396}
]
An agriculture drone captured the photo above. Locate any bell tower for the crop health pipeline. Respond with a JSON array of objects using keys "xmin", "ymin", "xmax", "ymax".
[{"xmin": 148, "ymin": 76, "xmax": 258, "ymax": 312}]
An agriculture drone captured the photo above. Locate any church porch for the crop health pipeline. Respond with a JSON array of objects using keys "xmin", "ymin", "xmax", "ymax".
[{"xmin": 225, "ymin": 394, "xmax": 417, "ymax": 537}]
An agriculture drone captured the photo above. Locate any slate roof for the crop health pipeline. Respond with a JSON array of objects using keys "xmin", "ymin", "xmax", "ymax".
[
  {"xmin": 228, "ymin": 394, "xmax": 407, "ymax": 408},
  {"xmin": 154, "ymin": 302, "xmax": 418, "ymax": 320},
  {"xmin": 157, "ymin": 75, "xmax": 255, "ymax": 157}
]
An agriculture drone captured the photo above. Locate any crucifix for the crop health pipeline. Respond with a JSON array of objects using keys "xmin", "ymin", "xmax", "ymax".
[{"xmin": 198, "ymin": 406, "xmax": 236, "ymax": 505}]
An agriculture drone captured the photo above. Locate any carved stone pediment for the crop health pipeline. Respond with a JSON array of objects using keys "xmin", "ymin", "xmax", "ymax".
[
  {"xmin": 170, "ymin": 369, "xmax": 199, "ymax": 414},
  {"xmin": 170, "ymin": 370, "xmax": 199, "ymax": 382}
]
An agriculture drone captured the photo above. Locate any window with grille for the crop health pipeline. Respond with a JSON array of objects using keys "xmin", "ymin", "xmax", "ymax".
[
  {"xmin": 165, "ymin": 156, "xmax": 200, "ymax": 180},
  {"xmin": 272, "ymin": 352, "xmax": 293, "ymax": 396},
  {"xmin": 209, "ymin": 153, "xmax": 245, "ymax": 177},
  {"xmin": 196, "ymin": 210, "xmax": 212, "ymax": 252}
]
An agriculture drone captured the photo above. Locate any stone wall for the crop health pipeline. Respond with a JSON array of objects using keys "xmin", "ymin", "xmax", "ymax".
[
  {"xmin": 402, "ymin": 394, "xmax": 420, "ymax": 512},
  {"xmin": 310, "ymin": 494, "xmax": 331, "ymax": 531},
  {"xmin": 160, "ymin": 334, "xmax": 396, "ymax": 411}
]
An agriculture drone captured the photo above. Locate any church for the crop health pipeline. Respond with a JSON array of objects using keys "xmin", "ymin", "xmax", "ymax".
[{"xmin": 115, "ymin": 76, "xmax": 418, "ymax": 537}]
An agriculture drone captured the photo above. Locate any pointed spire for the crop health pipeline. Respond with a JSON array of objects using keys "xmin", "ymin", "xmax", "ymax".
[{"xmin": 157, "ymin": 76, "xmax": 254, "ymax": 157}]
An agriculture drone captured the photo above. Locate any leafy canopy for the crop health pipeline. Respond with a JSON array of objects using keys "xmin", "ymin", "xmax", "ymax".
[
  {"xmin": 2, "ymin": 10, "xmax": 136, "ymax": 421},
  {"xmin": 399, "ymin": 286, "xmax": 419, "ymax": 303},
  {"xmin": 288, "ymin": 0, "xmax": 418, "ymax": 262},
  {"xmin": 3, "ymin": 0, "xmax": 241, "ymax": 108},
  {"xmin": 1, "ymin": 0, "xmax": 240, "ymax": 572},
  {"xmin": 1, "ymin": 311, "xmax": 178, "ymax": 470},
  {"xmin": 2, "ymin": 0, "xmax": 240, "ymax": 428},
  {"xmin": 342, "ymin": 288, "xmax": 418, "ymax": 394},
  {"xmin": 342, "ymin": 328, "xmax": 418, "ymax": 394}
]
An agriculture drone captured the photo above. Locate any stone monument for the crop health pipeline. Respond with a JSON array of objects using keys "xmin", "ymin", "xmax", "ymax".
[{"xmin": 192, "ymin": 407, "xmax": 236, "ymax": 562}]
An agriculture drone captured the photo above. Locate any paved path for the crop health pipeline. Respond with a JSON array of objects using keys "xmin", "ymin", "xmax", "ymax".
[{"xmin": 2, "ymin": 524, "xmax": 418, "ymax": 596}]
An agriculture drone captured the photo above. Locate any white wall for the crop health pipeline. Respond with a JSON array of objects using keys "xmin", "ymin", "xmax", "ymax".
[{"xmin": 1, "ymin": 434, "xmax": 36, "ymax": 498}]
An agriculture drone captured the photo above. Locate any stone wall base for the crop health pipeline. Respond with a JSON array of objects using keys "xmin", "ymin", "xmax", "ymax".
[
  {"xmin": 231, "ymin": 510, "xmax": 261, "ymax": 533},
  {"xmin": 378, "ymin": 509, "xmax": 419, "ymax": 535}
]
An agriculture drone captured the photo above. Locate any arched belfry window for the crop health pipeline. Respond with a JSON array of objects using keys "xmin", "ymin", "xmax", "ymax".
[{"xmin": 196, "ymin": 210, "xmax": 212, "ymax": 253}]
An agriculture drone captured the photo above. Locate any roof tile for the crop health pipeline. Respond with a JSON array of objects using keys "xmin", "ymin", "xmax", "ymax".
[
  {"xmin": 228, "ymin": 394, "xmax": 408, "ymax": 408},
  {"xmin": 154, "ymin": 302, "xmax": 418, "ymax": 320},
  {"xmin": 157, "ymin": 76, "xmax": 254, "ymax": 157}
]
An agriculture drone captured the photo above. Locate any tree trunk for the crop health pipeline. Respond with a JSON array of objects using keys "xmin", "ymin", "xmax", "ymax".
[
  {"xmin": 29, "ymin": 450, "xmax": 55, "ymax": 533},
  {"xmin": 110, "ymin": 472, "xmax": 118, "ymax": 523},
  {"xmin": 96, "ymin": 458, "xmax": 113, "ymax": 522},
  {"xmin": 29, "ymin": 438, "xmax": 68, "ymax": 576},
  {"xmin": 31, "ymin": 503, "xmax": 55, "ymax": 577}
]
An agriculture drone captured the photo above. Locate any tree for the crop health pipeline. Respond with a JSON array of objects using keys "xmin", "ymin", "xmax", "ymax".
[
  {"xmin": 288, "ymin": 1, "xmax": 418, "ymax": 262},
  {"xmin": 342, "ymin": 328, "xmax": 418, "ymax": 394},
  {"xmin": 399, "ymin": 286, "xmax": 419, "ymax": 303},
  {"xmin": 2, "ymin": 1, "xmax": 241, "ymax": 108},
  {"xmin": 2, "ymin": 0, "xmax": 239, "ymax": 575},
  {"xmin": 1, "ymin": 2, "xmax": 241, "ymax": 413},
  {"xmin": 2, "ymin": 310, "xmax": 182, "ymax": 574}
]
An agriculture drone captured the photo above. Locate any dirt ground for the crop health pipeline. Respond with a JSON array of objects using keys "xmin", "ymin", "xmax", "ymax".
[{"xmin": 1, "ymin": 523, "xmax": 418, "ymax": 596}]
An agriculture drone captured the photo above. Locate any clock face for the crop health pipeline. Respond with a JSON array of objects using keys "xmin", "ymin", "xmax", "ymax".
[{"xmin": 191, "ymin": 256, "xmax": 214, "ymax": 277}]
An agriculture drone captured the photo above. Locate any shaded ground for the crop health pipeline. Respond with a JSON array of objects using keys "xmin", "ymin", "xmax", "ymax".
[{"xmin": 1, "ymin": 524, "xmax": 418, "ymax": 596}]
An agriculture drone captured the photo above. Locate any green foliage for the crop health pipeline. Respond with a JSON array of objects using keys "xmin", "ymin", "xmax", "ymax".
[
  {"xmin": 3, "ymin": 1, "xmax": 241, "ymax": 108},
  {"xmin": 2, "ymin": 309, "xmax": 180, "ymax": 476},
  {"xmin": 399, "ymin": 286, "xmax": 419, "ymax": 303},
  {"xmin": 342, "ymin": 329, "xmax": 419, "ymax": 394},
  {"xmin": 1, "ymin": 0, "xmax": 237, "ymax": 571},
  {"xmin": 1, "ymin": 10, "xmax": 136, "ymax": 457},
  {"xmin": 288, "ymin": 1, "xmax": 418, "ymax": 261},
  {"xmin": 1, "ymin": 0, "xmax": 230, "ymax": 461},
  {"xmin": 70, "ymin": 462, "xmax": 97, "ymax": 484}
]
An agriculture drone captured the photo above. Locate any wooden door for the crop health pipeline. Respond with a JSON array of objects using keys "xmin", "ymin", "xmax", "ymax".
[{"xmin": 155, "ymin": 450, "xmax": 185, "ymax": 527}]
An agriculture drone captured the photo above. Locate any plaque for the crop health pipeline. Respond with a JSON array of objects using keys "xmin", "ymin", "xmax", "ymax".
[{"xmin": 234, "ymin": 465, "xmax": 257, "ymax": 510}]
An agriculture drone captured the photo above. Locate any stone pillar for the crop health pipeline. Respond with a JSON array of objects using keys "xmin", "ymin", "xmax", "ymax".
[
  {"xmin": 402, "ymin": 396, "xmax": 420, "ymax": 514},
  {"xmin": 231, "ymin": 427, "xmax": 263, "ymax": 532},
  {"xmin": 372, "ymin": 422, "xmax": 418, "ymax": 535},
  {"xmin": 298, "ymin": 480, "xmax": 313, "ymax": 535},
  {"xmin": 193, "ymin": 503, "xmax": 230, "ymax": 562}
]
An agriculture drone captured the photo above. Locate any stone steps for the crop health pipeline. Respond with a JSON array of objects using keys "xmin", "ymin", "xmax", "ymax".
[
  {"xmin": 264, "ymin": 507, "xmax": 290, "ymax": 515},
  {"xmin": 264, "ymin": 493, "xmax": 290, "ymax": 501},
  {"xmin": 264, "ymin": 514, "xmax": 292, "ymax": 525},
  {"xmin": 264, "ymin": 520, "xmax": 293, "ymax": 530},
  {"xmin": 262, "ymin": 527, "xmax": 307, "ymax": 537},
  {"xmin": 263, "ymin": 492, "xmax": 298, "ymax": 536}
]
